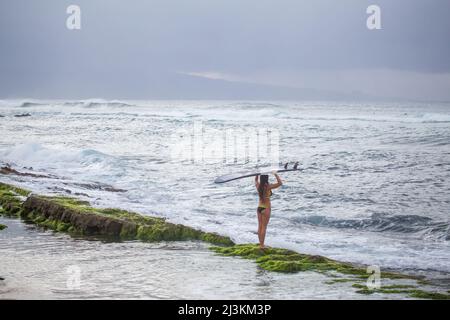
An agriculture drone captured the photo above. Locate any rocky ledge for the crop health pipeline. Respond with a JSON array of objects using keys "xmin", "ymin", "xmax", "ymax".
[{"xmin": 0, "ymin": 182, "xmax": 233, "ymax": 245}]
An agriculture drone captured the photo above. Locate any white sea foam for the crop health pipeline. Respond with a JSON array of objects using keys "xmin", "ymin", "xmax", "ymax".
[
  {"xmin": 1, "ymin": 100, "xmax": 449, "ymax": 273},
  {"xmin": 2, "ymin": 143, "xmax": 112, "ymax": 169}
]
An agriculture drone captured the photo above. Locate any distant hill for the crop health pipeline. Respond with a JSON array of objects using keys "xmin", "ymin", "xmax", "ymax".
[{"xmin": 2, "ymin": 70, "xmax": 372, "ymax": 101}]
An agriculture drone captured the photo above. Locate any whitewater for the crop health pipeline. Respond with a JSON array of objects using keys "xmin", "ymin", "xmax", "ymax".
[{"xmin": 1, "ymin": 99, "xmax": 449, "ymax": 276}]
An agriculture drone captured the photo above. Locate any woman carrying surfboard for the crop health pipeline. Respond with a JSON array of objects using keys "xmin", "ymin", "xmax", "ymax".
[{"xmin": 255, "ymin": 173, "xmax": 283, "ymax": 249}]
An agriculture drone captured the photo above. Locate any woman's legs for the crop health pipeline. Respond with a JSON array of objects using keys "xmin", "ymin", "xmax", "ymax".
[
  {"xmin": 257, "ymin": 208, "xmax": 271, "ymax": 249},
  {"xmin": 257, "ymin": 209, "xmax": 264, "ymax": 248}
]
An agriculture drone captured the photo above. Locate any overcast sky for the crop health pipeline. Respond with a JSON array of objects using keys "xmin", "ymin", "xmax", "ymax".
[{"xmin": 1, "ymin": 0, "xmax": 449, "ymax": 101}]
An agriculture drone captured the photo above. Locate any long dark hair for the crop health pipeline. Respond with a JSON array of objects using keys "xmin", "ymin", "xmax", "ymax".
[{"xmin": 258, "ymin": 175, "xmax": 269, "ymax": 200}]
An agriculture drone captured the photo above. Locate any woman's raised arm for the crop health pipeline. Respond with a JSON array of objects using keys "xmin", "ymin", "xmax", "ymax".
[{"xmin": 270, "ymin": 173, "xmax": 283, "ymax": 189}]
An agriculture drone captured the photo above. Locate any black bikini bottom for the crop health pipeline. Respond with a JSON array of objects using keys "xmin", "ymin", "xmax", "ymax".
[{"xmin": 257, "ymin": 207, "xmax": 267, "ymax": 214}]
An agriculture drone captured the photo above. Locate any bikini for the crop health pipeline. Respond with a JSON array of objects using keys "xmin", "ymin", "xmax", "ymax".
[{"xmin": 257, "ymin": 189, "xmax": 272, "ymax": 214}]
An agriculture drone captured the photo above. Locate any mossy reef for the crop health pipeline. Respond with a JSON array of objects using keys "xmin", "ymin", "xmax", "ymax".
[
  {"xmin": 210, "ymin": 244, "xmax": 450, "ymax": 299},
  {"xmin": 1, "ymin": 181, "xmax": 449, "ymax": 299},
  {"xmin": 209, "ymin": 244, "xmax": 426, "ymax": 283},
  {"xmin": 0, "ymin": 182, "xmax": 233, "ymax": 245},
  {"xmin": 351, "ymin": 284, "xmax": 450, "ymax": 300},
  {"xmin": 210, "ymin": 244, "xmax": 409, "ymax": 278}
]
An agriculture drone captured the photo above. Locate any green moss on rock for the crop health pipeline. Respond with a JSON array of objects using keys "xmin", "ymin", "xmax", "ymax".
[
  {"xmin": 382, "ymin": 284, "xmax": 417, "ymax": 289},
  {"xmin": 0, "ymin": 182, "xmax": 30, "ymax": 197},
  {"xmin": 417, "ymin": 279, "xmax": 432, "ymax": 286},
  {"xmin": 201, "ymin": 232, "xmax": 236, "ymax": 246},
  {"xmin": 408, "ymin": 290, "xmax": 450, "ymax": 300},
  {"xmin": 352, "ymin": 283, "xmax": 417, "ymax": 291},
  {"xmin": 0, "ymin": 223, "xmax": 7, "ymax": 231},
  {"xmin": 325, "ymin": 278, "xmax": 362, "ymax": 284},
  {"xmin": 17, "ymin": 193, "xmax": 234, "ymax": 246},
  {"xmin": 136, "ymin": 223, "xmax": 200, "ymax": 242},
  {"xmin": 355, "ymin": 289, "xmax": 374, "ymax": 295},
  {"xmin": 210, "ymin": 244, "xmax": 411, "ymax": 279},
  {"xmin": 352, "ymin": 283, "xmax": 450, "ymax": 299},
  {"xmin": 0, "ymin": 183, "xmax": 29, "ymax": 217}
]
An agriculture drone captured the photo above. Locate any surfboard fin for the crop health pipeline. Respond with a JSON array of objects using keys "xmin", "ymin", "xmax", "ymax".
[
  {"xmin": 293, "ymin": 162, "xmax": 299, "ymax": 170},
  {"xmin": 284, "ymin": 162, "xmax": 288, "ymax": 169}
]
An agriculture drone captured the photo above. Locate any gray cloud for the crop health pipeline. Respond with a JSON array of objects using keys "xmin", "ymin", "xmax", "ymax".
[{"xmin": 0, "ymin": 0, "xmax": 449, "ymax": 100}]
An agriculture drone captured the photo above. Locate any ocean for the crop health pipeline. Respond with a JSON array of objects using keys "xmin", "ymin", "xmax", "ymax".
[{"xmin": 1, "ymin": 99, "xmax": 449, "ymax": 282}]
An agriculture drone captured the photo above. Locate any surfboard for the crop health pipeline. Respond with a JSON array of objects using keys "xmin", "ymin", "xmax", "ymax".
[{"xmin": 214, "ymin": 162, "xmax": 301, "ymax": 184}]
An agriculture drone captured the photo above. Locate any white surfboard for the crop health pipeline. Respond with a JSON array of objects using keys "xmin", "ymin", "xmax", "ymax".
[{"xmin": 214, "ymin": 162, "xmax": 301, "ymax": 184}]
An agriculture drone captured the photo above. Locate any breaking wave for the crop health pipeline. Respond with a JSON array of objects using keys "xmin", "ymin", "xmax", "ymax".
[
  {"xmin": 1, "ymin": 143, "xmax": 117, "ymax": 173},
  {"xmin": 14, "ymin": 100, "xmax": 134, "ymax": 109},
  {"xmin": 295, "ymin": 213, "xmax": 450, "ymax": 240}
]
